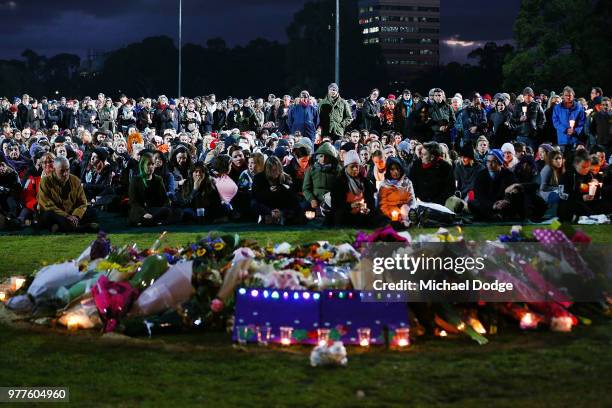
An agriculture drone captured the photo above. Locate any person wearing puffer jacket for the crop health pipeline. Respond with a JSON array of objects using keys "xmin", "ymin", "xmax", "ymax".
[
  {"xmin": 378, "ymin": 156, "xmax": 416, "ymax": 225},
  {"xmin": 302, "ymin": 142, "xmax": 340, "ymax": 213},
  {"xmin": 288, "ymin": 90, "xmax": 319, "ymax": 142}
]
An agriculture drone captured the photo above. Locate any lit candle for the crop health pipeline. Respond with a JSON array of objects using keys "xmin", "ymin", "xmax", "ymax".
[
  {"xmin": 256, "ymin": 326, "xmax": 271, "ymax": 346},
  {"xmin": 550, "ymin": 316, "xmax": 573, "ymax": 332},
  {"xmin": 280, "ymin": 326, "xmax": 293, "ymax": 346},
  {"xmin": 305, "ymin": 211, "xmax": 316, "ymax": 220},
  {"xmin": 391, "ymin": 210, "xmax": 399, "ymax": 222},
  {"xmin": 439, "ymin": 329, "xmax": 448, "ymax": 337},
  {"xmin": 457, "ymin": 322, "xmax": 466, "ymax": 331},
  {"xmin": 357, "ymin": 327, "xmax": 371, "ymax": 348},
  {"xmin": 0, "ymin": 291, "xmax": 6, "ymax": 302},
  {"xmin": 588, "ymin": 180, "xmax": 598, "ymax": 196},
  {"xmin": 394, "ymin": 328, "xmax": 410, "ymax": 347},
  {"xmin": 468, "ymin": 317, "xmax": 487, "ymax": 334},
  {"xmin": 317, "ymin": 328, "xmax": 330, "ymax": 347},
  {"xmin": 569, "ymin": 119, "xmax": 575, "ymax": 128},
  {"xmin": 11, "ymin": 277, "xmax": 26, "ymax": 291},
  {"xmin": 521, "ymin": 106, "xmax": 527, "ymax": 114},
  {"xmin": 66, "ymin": 315, "xmax": 80, "ymax": 331},
  {"xmin": 520, "ymin": 312, "xmax": 537, "ymax": 330}
]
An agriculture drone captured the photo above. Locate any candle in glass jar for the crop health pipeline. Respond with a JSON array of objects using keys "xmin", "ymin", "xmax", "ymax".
[
  {"xmin": 357, "ymin": 327, "xmax": 371, "ymax": 347},
  {"xmin": 394, "ymin": 328, "xmax": 410, "ymax": 347},
  {"xmin": 317, "ymin": 328, "xmax": 330, "ymax": 346},
  {"xmin": 66, "ymin": 315, "xmax": 80, "ymax": 331},
  {"xmin": 280, "ymin": 326, "xmax": 293, "ymax": 346},
  {"xmin": 520, "ymin": 312, "xmax": 538, "ymax": 330},
  {"xmin": 305, "ymin": 211, "xmax": 316, "ymax": 220},
  {"xmin": 588, "ymin": 180, "xmax": 598, "ymax": 196},
  {"xmin": 550, "ymin": 316, "xmax": 573, "ymax": 332}
]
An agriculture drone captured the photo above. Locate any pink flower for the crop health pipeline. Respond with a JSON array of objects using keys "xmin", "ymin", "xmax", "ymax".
[{"xmin": 211, "ymin": 298, "xmax": 224, "ymax": 313}]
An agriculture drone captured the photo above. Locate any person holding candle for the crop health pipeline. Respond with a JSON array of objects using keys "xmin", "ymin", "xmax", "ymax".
[
  {"xmin": 552, "ymin": 86, "xmax": 585, "ymax": 151},
  {"xmin": 378, "ymin": 156, "xmax": 416, "ymax": 226},
  {"xmin": 330, "ymin": 150, "xmax": 377, "ymax": 227},
  {"xmin": 512, "ymin": 87, "xmax": 545, "ymax": 150},
  {"xmin": 302, "ymin": 142, "xmax": 340, "ymax": 219},
  {"xmin": 557, "ymin": 150, "xmax": 610, "ymax": 221},
  {"xmin": 408, "ymin": 142, "xmax": 455, "ymax": 205},
  {"xmin": 539, "ymin": 150, "xmax": 566, "ymax": 204}
]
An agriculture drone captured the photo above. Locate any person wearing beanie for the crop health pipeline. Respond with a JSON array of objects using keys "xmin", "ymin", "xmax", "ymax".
[
  {"xmin": 319, "ymin": 82, "xmax": 353, "ymax": 141},
  {"xmin": 81, "ymin": 147, "xmax": 113, "ymax": 201},
  {"xmin": 330, "ymin": 149, "xmax": 377, "ymax": 226},
  {"xmin": 288, "ymin": 90, "xmax": 319, "ymax": 142},
  {"xmin": 303, "ymin": 142, "xmax": 340, "ymax": 218},
  {"xmin": 511, "ymin": 86, "xmax": 545, "ymax": 150},
  {"xmin": 501, "ymin": 142, "xmax": 519, "ymax": 169},
  {"xmin": 468, "ymin": 149, "xmax": 520, "ymax": 221},
  {"xmin": 454, "ymin": 143, "xmax": 484, "ymax": 201}
]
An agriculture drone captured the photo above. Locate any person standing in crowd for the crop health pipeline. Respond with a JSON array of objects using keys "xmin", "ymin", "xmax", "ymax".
[
  {"xmin": 589, "ymin": 87, "xmax": 603, "ymax": 109},
  {"xmin": 37, "ymin": 156, "xmax": 97, "ymax": 232},
  {"xmin": 512, "ymin": 87, "xmax": 545, "ymax": 150},
  {"xmin": 461, "ymin": 93, "xmax": 487, "ymax": 148},
  {"xmin": 361, "ymin": 88, "xmax": 381, "ymax": 133},
  {"xmin": 553, "ymin": 86, "xmax": 585, "ymax": 151},
  {"xmin": 429, "ymin": 88, "xmax": 455, "ymax": 146},
  {"xmin": 590, "ymin": 97, "xmax": 611, "ymax": 157},
  {"xmin": 488, "ymin": 98, "xmax": 514, "ymax": 148},
  {"xmin": 318, "ymin": 83, "xmax": 353, "ymax": 141},
  {"xmin": 393, "ymin": 89, "xmax": 415, "ymax": 138},
  {"xmin": 288, "ymin": 91, "xmax": 319, "ymax": 142}
]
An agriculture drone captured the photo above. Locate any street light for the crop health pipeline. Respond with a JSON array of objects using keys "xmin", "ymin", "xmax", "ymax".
[
  {"xmin": 335, "ymin": 0, "xmax": 340, "ymax": 87},
  {"xmin": 178, "ymin": 0, "xmax": 182, "ymax": 98}
]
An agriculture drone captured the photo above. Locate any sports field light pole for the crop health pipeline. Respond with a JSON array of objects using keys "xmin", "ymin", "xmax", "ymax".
[
  {"xmin": 335, "ymin": 0, "xmax": 340, "ymax": 86},
  {"xmin": 178, "ymin": 0, "xmax": 182, "ymax": 98}
]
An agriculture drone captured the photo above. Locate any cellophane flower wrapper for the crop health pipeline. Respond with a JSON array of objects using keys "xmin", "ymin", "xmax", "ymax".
[{"xmin": 310, "ymin": 341, "xmax": 348, "ymax": 367}]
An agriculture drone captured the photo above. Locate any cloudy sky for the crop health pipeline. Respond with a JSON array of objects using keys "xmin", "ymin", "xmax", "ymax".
[{"xmin": 0, "ymin": 0, "xmax": 520, "ymax": 63}]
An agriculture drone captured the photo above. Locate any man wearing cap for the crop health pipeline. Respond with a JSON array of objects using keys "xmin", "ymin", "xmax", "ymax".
[
  {"xmin": 318, "ymin": 83, "xmax": 353, "ymax": 141},
  {"xmin": 45, "ymin": 100, "xmax": 63, "ymax": 128},
  {"xmin": 469, "ymin": 149, "xmax": 520, "ymax": 220},
  {"xmin": 288, "ymin": 90, "xmax": 319, "ymax": 142},
  {"xmin": 512, "ymin": 87, "xmax": 545, "ymax": 150}
]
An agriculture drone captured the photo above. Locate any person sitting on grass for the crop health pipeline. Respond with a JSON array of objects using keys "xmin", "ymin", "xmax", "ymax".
[
  {"xmin": 468, "ymin": 149, "xmax": 520, "ymax": 221},
  {"xmin": 252, "ymin": 155, "xmax": 302, "ymax": 225},
  {"xmin": 128, "ymin": 153, "xmax": 173, "ymax": 226},
  {"xmin": 378, "ymin": 156, "xmax": 416, "ymax": 226},
  {"xmin": 211, "ymin": 154, "xmax": 239, "ymax": 219},
  {"xmin": 302, "ymin": 141, "xmax": 340, "ymax": 217},
  {"xmin": 557, "ymin": 150, "xmax": 610, "ymax": 222},
  {"xmin": 183, "ymin": 161, "xmax": 226, "ymax": 223},
  {"xmin": 37, "ymin": 156, "xmax": 98, "ymax": 232},
  {"xmin": 330, "ymin": 150, "xmax": 377, "ymax": 227}
]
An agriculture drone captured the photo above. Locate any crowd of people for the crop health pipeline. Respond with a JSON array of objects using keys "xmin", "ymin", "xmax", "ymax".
[{"xmin": 0, "ymin": 83, "xmax": 610, "ymax": 232}]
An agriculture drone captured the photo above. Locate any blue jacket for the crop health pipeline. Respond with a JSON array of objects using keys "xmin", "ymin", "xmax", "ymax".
[
  {"xmin": 552, "ymin": 101, "xmax": 585, "ymax": 146},
  {"xmin": 288, "ymin": 103, "xmax": 319, "ymax": 140}
]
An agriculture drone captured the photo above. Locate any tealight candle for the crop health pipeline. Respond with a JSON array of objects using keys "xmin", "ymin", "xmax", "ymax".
[
  {"xmin": 66, "ymin": 315, "xmax": 80, "ymax": 331},
  {"xmin": 394, "ymin": 328, "xmax": 410, "ymax": 347},
  {"xmin": 520, "ymin": 312, "xmax": 537, "ymax": 330},
  {"xmin": 317, "ymin": 328, "xmax": 330, "ymax": 347},
  {"xmin": 11, "ymin": 277, "xmax": 26, "ymax": 291},
  {"xmin": 391, "ymin": 210, "xmax": 399, "ymax": 222},
  {"xmin": 357, "ymin": 327, "xmax": 371, "ymax": 347},
  {"xmin": 280, "ymin": 326, "xmax": 293, "ymax": 346},
  {"xmin": 305, "ymin": 211, "xmax": 316, "ymax": 220}
]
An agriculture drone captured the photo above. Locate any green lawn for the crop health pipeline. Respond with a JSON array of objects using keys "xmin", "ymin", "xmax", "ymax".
[{"xmin": 1, "ymin": 225, "xmax": 611, "ymax": 407}]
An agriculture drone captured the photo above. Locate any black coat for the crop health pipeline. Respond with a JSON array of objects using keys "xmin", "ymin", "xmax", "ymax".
[
  {"xmin": 408, "ymin": 158, "xmax": 455, "ymax": 204},
  {"xmin": 330, "ymin": 171, "xmax": 377, "ymax": 225},
  {"xmin": 361, "ymin": 99, "xmax": 381, "ymax": 131},
  {"xmin": 251, "ymin": 172, "xmax": 300, "ymax": 215},
  {"xmin": 472, "ymin": 167, "xmax": 517, "ymax": 210}
]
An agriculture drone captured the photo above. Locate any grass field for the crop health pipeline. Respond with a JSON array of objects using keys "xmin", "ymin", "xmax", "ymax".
[{"xmin": 1, "ymin": 225, "xmax": 611, "ymax": 407}]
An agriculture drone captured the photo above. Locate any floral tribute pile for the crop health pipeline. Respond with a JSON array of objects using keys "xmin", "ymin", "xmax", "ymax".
[{"xmin": 1, "ymin": 224, "xmax": 610, "ymax": 349}]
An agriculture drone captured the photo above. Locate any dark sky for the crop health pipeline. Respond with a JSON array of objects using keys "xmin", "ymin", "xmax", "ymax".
[{"xmin": 1, "ymin": 0, "xmax": 520, "ymax": 63}]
